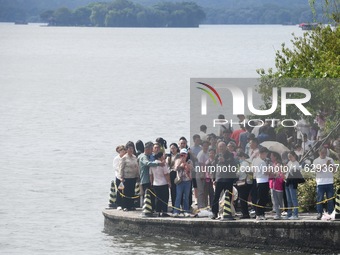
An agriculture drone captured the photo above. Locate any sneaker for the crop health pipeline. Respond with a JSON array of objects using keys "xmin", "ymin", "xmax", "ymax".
[
  {"xmin": 281, "ymin": 211, "xmax": 287, "ymax": 216},
  {"xmin": 184, "ymin": 213, "xmax": 191, "ymax": 218},
  {"xmin": 273, "ymin": 215, "xmax": 282, "ymax": 220},
  {"xmin": 256, "ymin": 216, "xmax": 266, "ymax": 220},
  {"xmin": 249, "ymin": 209, "xmax": 256, "ymax": 214},
  {"xmin": 211, "ymin": 214, "xmax": 218, "ymax": 220},
  {"xmin": 117, "ymin": 206, "xmax": 122, "ymax": 210},
  {"xmin": 173, "ymin": 213, "xmax": 179, "ymax": 218},
  {"xmin": 162, "ymin": 213, "xmax": 171, "ymax": 217},
  {"xmin": 288, "ymin": 216, "xmax": 299, "ymax": 220},
  {"xmin": 316, "ymin": 213, "xmax": 322, "ymax": 220}
]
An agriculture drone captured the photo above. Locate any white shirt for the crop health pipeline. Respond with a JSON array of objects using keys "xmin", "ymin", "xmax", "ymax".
[
  {"xmin": 196, "ymin": 150, "xmax": 209, "ymax": 178},
  {"xmin": 313, "ymin": 156, "xmax": 334, "ymax": 185},
  {"xmin": 150, "ymin": 160, "xmax": 170, "ymax": 186},
  {"xmin": 112, "ymin": 154, "xmax": 122, "ymax": 179},
  {"xmin": 252, "ymin": 157, "xmax": 269, "ymax": 183}
]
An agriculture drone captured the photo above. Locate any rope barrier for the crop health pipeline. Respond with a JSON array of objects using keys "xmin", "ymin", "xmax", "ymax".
[{"xmin": 113, "ymin": 184, "xmax": 336, "ymax": 212}]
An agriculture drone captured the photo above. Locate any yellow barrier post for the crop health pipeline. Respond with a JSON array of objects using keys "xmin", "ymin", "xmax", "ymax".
[
  {"xmin": 141, "ymin": 189, "xmax": 153, "ymax": 217},
  {"xmin": 221, "ymin": 190, "xmax": 235, "ymax": 221},
  {"xmin": 134, "ymin": 182, "xmax": 141, "ymax": 208},
  {"xmin": 108, "ymin": 180, "xmax": 117, "ymax": 209},
  {"xmin": 335, "ymin": 188, "xmax": 340, "ymax": 221}
]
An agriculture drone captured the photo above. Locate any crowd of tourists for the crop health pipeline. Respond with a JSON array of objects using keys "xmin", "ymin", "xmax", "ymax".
[{"xmin": 111, "ymin": 115, "xmax": 340, "ymax": 220}]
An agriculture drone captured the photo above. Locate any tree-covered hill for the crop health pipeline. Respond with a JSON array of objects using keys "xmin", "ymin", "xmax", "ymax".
[
  {"xmin": 40, "ymin": 1, "xmax": 206, "ymax": 27},
  {"xmin": 0, "ymin": 0, "xmax": 317, "ymax": 24}
]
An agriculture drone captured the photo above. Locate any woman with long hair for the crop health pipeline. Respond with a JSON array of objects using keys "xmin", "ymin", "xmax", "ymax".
[
  {"xmin": 166, "ymin": 143, "xmax": 180, "ymax": 209},
  {"xmin": 284, "ymin": 151, "xmax": 301, "ymax": 220}
]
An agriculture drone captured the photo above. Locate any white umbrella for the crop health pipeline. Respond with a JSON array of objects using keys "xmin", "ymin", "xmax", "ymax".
[{"xmin": 260, "ymin": 141, "xmax": 290, "ymax": 156}]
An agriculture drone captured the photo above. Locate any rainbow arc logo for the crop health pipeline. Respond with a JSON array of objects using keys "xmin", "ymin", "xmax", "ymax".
[{"xmin": 196, "ymin": 82, "xmax": 223, "ymax": 115}]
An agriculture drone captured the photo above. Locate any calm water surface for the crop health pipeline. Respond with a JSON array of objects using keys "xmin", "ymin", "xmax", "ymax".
[{"xmin": 0, "ymin": 23, "xmax": 303, "ymax": 254}]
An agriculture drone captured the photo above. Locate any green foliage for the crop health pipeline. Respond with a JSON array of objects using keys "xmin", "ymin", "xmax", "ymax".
[
  {"xmin": 256, "ymin": 26, "xmax": 340, "ymax": 125},
  {"xmin": 298, "ymin": 178, "xmax": 317, "ymax": 212},
  {"xmin": 39, "ymin": 0, "xmax": 206, "ymax": 27},
  {"xmin": 298, "ymin": 170, "xmax": 340, "ymax": 212},
  {"xmin": 0, "ymin": 0, "xmax": 317, "ymax": 24}
]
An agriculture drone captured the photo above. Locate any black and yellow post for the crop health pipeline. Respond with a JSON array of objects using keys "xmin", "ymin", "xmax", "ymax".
[
  {"xmin": 141, "ymin": 189, "xmax": 153, "ymax": 217},
  {"xmin": 108, "ymin": 180, "xmax": 117, "ymax": 209},
  {"xmin": 335, "ymin": 188, "xmax": 340, "ymax": 221},
  {"xmin": 221, "ymin": 190, "xmax": 235, "ymax": 221},
  {"xmin": 134, "ymin": 182, "xmax": 141, "ymax": 208}
]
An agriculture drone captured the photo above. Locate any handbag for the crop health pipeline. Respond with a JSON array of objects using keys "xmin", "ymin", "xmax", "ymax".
[{"xmin": 174, "ymin": 171, "xmax": 182, "ymax": 185}]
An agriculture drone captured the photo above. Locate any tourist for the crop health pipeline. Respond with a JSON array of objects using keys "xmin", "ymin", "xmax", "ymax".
[
  {"xmin": 239, "ymin": 124, "xmax": 252, "ymax": 152},
  {"xmin": 231, "ymin": 124, "xmax": 246, "ymax": 146},
  {"xmin": 119, "ymin": 143, "xmax": 139, "ymax": 211},
  {"xmin": 236, "ymin": 151, "xmax": 253, "ymax": 219},
  {"xmin": 313, "ymin": 147, "xmax": 335, "ymax": 220},
  {"xmin": 284, "ymin": 151, "xmax": 301, "ymax": 220},
  {"xmin": 208, "ymin": 133, "xmax": 218, "ymax": 151},
  {"xmin": 199, "ymin": 124, "xmax": 208, "ymax": 142},
  {"xmin": 138, "ymin": 141, "xmax": 163, "ymax": 211},
  {"xmin": 248, "ymin": 137, "xmax": 260, "ymax": 214},
  {"xmin": 252, "ymin": 147, "xmax": 270, "ymax": 220},
  {"xmin": 196, "ymin": 140, "xmax": 210, "ymax": 209},
  {"xmin": 221, "ymin": 128, "xmax": 236, "ymax": 146},
  {"xmin": 166, "ymin": 142, "xmax": 180, "ymax": 209},
  {"xmin": 150, "ymin": 152, "xmax": 171, "ymax": 217},
  {"xmin": 135, "ymin": 140, "xmax": 144, "ymax": 157},
  {"xmin": 205, "ymin": 148, "xmax": 216, "ymax": 208},
  {"xmin": 190, "ymin": 134, "xmax": 202, "ymax": 156},
  {"xmin": 156, "ymin": 137, "xmax": 167, "ymax": 153},
  {"xmin": 150, "ymin": 142, "xmax": 161, "ymax": 161},
  {"xmin": 112, "ymin": 145, "xmax": 126, "ymax": 210},
  {"xmin": 269, "ymin": 152, "xmax": 281, "ymax": 213},
  {"xmin": 173, "ymin": 148, "xmax": 193, "ymax": 217},
  {"xmin": 211, "ymin": 141, "xmax": 237, "ymax": 220},
  {"xmin": 227, "ymin": 141, "xmax": 237, "ymax": 158},
  {"xmin": 179, "ymin": 136, "xmax": 196, "ymax": 207},
  {"xmin": 269, "ymin": 152, "xmax": 284, "ymax": 220}
]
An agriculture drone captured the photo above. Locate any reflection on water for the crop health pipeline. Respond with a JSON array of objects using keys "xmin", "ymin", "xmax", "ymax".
[{"xmin": 103, "ymin": 232, "xmax": 291, "ymax": 255}]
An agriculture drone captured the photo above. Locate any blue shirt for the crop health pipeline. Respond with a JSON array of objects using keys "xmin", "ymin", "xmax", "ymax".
[{"xmin": 138, "ymin": 153, "xmax": 158, "ymax": 184}]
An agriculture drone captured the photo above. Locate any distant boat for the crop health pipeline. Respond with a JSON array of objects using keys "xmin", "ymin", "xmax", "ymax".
[
  {"xmin": 299, "ymin": 23, "xmax": 319, "ymax": 30},
  {"xmin": 15, "ymin": 21, "xmax": 28, "ymax": 25}
]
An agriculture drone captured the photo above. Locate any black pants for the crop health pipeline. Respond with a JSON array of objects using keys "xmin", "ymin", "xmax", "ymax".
[
  {"xmin": 256, "ymin": 182, "xmax": 269, "ymax": 216},
  {"xmin": 154, "ymin": 184, "xmax": 169, "ymax": 213},
  {"xmin": 115, "ymin": 178, "xmax": 123, "ymax": 207},
  {"xmin": 237, "ymin": 183, "xmax": 253, "ymax": 216},
  {"xmin": 122, "ymin": 178, "xmax": 137, "ymax": 210},
  {"xmin": 212, "ymin": 181, "xmax": 233, "ymax": 215},
  {"xmin": 170, "ymin": 171, "xmax": 177, "ymax": 208},
  {"xmin": 142, "ymin": 183, "xmax": 155, "ymax": 210},
  {"xmin": 250, "ymin": 179, "xmax": 257, "ymax": 209}
]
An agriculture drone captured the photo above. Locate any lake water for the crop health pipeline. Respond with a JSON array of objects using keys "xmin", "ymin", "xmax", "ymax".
[{"xmin": 0, "ymin": 23, "xmax": 304, "ymax": 254}]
